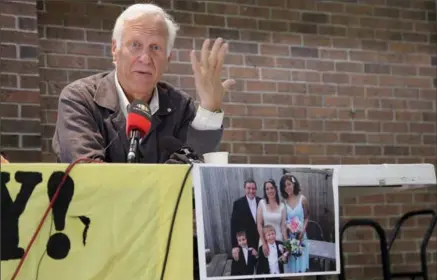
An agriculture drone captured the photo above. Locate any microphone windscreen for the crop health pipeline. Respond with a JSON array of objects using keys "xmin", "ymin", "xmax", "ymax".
[
  {"xmin": 126, "ymin": 100, "xmax": 152, "ymax": 137},
  {"xmin": 159, "ymin": 136, "xmax": 184, "ymax": 155}
]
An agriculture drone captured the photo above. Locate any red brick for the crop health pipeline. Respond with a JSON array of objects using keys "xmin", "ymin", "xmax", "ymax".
[
  {"xmin": 278, "ymin": 107, "xmax": 306, "ymax": 118},
  {"xmin": 259, "ymin": 44, "xmax": 289, "ymax": 56},
  {"xmin": 229, "ymin": 67, "xmax": 259, "ymax": 79},
  {"xmin": 307, "ymin": 107, "xmax": 337, "ymax": 119},
  {"xmin": 1, "ymin": 14, "xmax": 16, "ymax": 29},
  {"xmin": 343, "ymin": 205, "xmax": 373, "ymax": 216},
  {"xmin": 240, "ymin": 30, "xmax": 271, "ymax": 42},
  {"xmin": 233, "ymin": 143, "xmax": 263, "ymax": 154},
  {"xmin": 261, "ymin": 69, "xmax": 290, "ymax": 81},
  {"xmin": 246, "ymin": 131, "xmax": 278, "ymax": 142},
  {"xmin": 306, "ymin": 60, "xmax": 334, "ymax": 71},
  {"xmin": 294, "ymin": 144, "xmax": 324, "ymax": 155},
  {"xmin": 322, "ymin": 73, "xmax": 349, "ymax": 84},
  {"xmin": 325, "ymin": 121, "xmax": 352, "ymax": 131},
  {"xmin": 46, "ymin": 27, "xmax": 85, "ymax": 40},
  {"xmin": 272, "ymin": 33, "xmax": 301, "ymax": 45},
  {"xmin": 359, "ymin": 195, "xmax": 385, "ymax": 204},
  {"xmin": 245, "ymin": 55, "xmax": 275, "ymax": 68},
  {"xmin": 263, "ymin": 119, "xmax": 293, "ymax": 130},
  {"xmin": 303, "ymin": 35, "xmax": 331, "ymax": 47},
  {"xmin": 320, "ymin": 49, "xmax": 347, "ymax": 60},
  {"xmin": 291, "ymin": 71, "xmax": 320, "ymax": 82},
  {"xmin": 247, "ymin": 105, "xmax": 277, "ymax": 117},
  {"xmin": 295, "ymin": 120, "xmax": 324, "ymax": 131},
  {"xmin": 246, "ymin": 81, "xmax": 276, "ymax": 92},
  {"xmin": 264, "ymin": 144, "xmax": 295, "ymax": 155},
  {"xmin": 275, "ymin": 58, "xmax": 305, "ymax": 69},
  {"xmin": 161, "ymin": 0, "xmax": 191, "ymax": 10},
  {"xmin": 262, "ymin": 94, "xmax": 292, "ymax": 105},
  {"xmin": 207, "ymin": 3, "xmax": 238, "ymax": 14},
  {"xmin": 239, "ymin": 5, "xmax": 269, "ymax": 18},
  {"xmin": 227, "ymin": 17, "xmax": 257, "ymax": 29},
  {"xmin": 2, "ymin": 1, "xmax": 36, "ymax": 16},
  {"xmin": 293, "ymin": 95, "xmax": 323, "ymax": 107},
  {"xmin": 231, "ymin": 118, "xmax": 261, "ymax": 129},
  {"xmin": 1, "ymin": 30, "xmax": 39, "ymax": 45},
  {"xmin": 340, "ymin": 133, "xmax": 367, "ymax": 143},
  {"xmin": 194, "ymin": 14, "xmax": 225, "ymax": 26}
]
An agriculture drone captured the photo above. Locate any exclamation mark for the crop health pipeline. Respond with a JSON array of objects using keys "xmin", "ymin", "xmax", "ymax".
[{"xmin": 46, "ymin": 172, "xmax": 74, "ymax": 260}]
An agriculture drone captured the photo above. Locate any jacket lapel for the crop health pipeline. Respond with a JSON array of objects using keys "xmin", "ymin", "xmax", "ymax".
[
  {"xmin": 242, "ymin": 197, "xmax": 255, "ymax": 224},
  {"xmin": 138, "ymin": 82, "xmax": 176, "ymax": 162},
  {"xmin": 93, "ymin": 70, "xmax": 129, "ymax": 158}
]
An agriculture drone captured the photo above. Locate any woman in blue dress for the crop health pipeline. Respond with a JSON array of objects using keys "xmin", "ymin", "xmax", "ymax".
[{"xmin": 279, "ymin": 174, "xmax": 310, "ymax": 273}]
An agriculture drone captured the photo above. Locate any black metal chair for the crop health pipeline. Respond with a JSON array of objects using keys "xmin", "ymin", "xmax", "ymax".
[
  {"xmin": 388, "ymin": 209, "xmax": 437, "ymax": 280},
  {"xmin": 339, "ymin": 219, "xmax": 392, "ymax": 280},
  {"xmin": 338, "ymin": 209, "xmax": 437, "ymax": 280}
]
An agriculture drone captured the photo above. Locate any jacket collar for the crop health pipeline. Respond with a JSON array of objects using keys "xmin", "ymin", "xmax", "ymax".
[{"xmin": 93, "ymin": 70, "xmax": 176, "ymax": 117}]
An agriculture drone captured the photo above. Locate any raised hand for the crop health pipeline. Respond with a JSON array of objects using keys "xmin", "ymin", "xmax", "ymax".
[
  {"xmin": 190, "ymin": 37, "xmax": 235, "ymax": 112},
  {"xmin": 1, "ymin": 155, "xmax": 9, "ymax": 164}
]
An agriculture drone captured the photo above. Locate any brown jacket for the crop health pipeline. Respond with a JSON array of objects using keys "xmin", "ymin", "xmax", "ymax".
[{"xmin": 52, "ymin": 70, "xmax": 223, "ymax": 163}]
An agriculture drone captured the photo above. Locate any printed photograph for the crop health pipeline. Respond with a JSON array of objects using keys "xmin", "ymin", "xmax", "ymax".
[{"xmin": 193, "ymin": 164, "xmax": 340, "ymax": 280}]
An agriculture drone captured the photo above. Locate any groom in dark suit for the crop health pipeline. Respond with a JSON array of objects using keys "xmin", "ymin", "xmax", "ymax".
[{"xmin": 230, "ymin": 179, "xmax": 261, "ymax": 258}]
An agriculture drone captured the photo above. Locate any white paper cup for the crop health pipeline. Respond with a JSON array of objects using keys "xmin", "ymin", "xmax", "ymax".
[{"xmin": 203, "ymin": 152, "xmax": 229, "ymax": 164}]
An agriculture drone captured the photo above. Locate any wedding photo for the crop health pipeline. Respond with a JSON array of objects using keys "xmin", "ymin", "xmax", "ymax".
[{"xmin": 193, "ymin": 164, "xmax": 340, "ymax": 280}]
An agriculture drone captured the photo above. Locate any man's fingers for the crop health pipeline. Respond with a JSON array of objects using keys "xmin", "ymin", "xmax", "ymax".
[
  {"xmin": 200, "ymin": 39, "xmax": 210, "ymax": 69},
  {"xmin": 214, "ymin": 42, "xmax": 227, "ymax": 77},
  {"xmin": 190, "ymin": 50, "xmax": 201, "ymax": 75},
  {"xmin": 1, "ymin": 155, "xmax": 9, "ymax": 164},
  {"xmin": 208, "ymin": 38, "xmax": 223, "ymax": 70},
  {"xmin": 222, "ymin": 79, "xmax": 236, "ymax": 92}
]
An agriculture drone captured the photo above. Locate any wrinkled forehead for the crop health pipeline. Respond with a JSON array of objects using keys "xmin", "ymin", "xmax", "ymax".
[{"xmin": 122, "ymin": 13, "xmax": 168, "ymax": 42}]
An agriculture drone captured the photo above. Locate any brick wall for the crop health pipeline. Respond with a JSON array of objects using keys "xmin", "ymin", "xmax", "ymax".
[
  {"xmin": 1, "ymin": 0, "xmax": 436, "ymax": 279},
  {"xmin": 1, "ymin": 0, "xmax": 42, "ymax": 161}
]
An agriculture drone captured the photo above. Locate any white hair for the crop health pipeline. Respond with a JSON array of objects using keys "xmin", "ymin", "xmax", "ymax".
[{"xmin": 112, "ymin": 3, "xmax": 179, "ymax": 57}]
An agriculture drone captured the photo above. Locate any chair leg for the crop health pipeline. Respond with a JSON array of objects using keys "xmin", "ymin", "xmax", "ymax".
[
  {"xmin": 338, "ymin": 219, "xmax": 391, "ymax": 280},
  {"xmin": 387, "ymin": 209, "xmax": 437, "ymax": 280}
]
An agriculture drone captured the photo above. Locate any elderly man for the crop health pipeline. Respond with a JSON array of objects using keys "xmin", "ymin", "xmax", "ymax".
[{"xmin": 52, "ymin": 3, "xmax": 234, "ymax": 163}]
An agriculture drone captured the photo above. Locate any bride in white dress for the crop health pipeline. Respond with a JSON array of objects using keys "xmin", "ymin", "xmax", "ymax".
[{"xmin": 256, "ymin": 179, "xmax": 287, "ymax": 256}]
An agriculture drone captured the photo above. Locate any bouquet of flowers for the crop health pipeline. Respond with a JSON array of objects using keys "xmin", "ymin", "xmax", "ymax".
[{"xmin": 280, "ymin": 217, "xmax": 305, "ymax": 262}]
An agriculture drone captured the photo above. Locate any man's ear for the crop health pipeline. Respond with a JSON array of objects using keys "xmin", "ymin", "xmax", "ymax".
[
  {"xmin": 111, "ymin": 39, "xmax": 118, "ymax": 65},
  {"xmin": 164, "ymin": 51, "xmax": 173, "ymax": 71}
]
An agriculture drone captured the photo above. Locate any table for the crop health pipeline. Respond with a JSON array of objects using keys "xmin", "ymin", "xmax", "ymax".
[
  {"xmin": 320, "ymin": 163, "xmax": 436, "ymax": 280},
  {"xmin": 308, "ymin": 240, "xmax": 336, "ymax": 272},
  {"xmin": 337, "ymin": 163, "xmax": 436, "ymax": 197},
  {"xmin": 308, "ymin": 240, "xmax": 336, "ymax": 260}
]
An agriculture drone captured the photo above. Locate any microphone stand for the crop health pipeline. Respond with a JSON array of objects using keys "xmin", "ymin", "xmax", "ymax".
[{"xmin": 127, "ymin": 130, "xmax": 141, "ymax": 163}]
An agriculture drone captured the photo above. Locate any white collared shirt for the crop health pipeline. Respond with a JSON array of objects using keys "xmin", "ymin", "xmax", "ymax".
[
  {"xmin": 267, "ymin": 243, "xmax": 280, "ymax": 274},
  {"xmin": 242, "ymin": 246, "xmax": 249, "ymax": 264},
  {"xmin": 246, "ymin": 196, "xmax": 257, "ymax": 223},
  {"xmin": 114, "ymin": 71, "xmax": 224, "ymax": 130}
]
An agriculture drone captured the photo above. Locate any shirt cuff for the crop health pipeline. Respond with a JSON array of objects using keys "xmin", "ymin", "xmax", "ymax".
[{"xmin": 191, "ymin": 106, "xmax": 224, "ymax": 130}]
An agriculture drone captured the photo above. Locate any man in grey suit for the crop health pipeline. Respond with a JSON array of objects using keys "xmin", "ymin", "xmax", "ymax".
[{"xmin": 52, "ymin": 3, "xmax": 235, "ymax": 163}]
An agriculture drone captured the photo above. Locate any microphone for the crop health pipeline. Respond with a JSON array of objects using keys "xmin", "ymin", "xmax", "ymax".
[
  {"xmin": 159, "ymin": 136, "xmax": 203, "ymax": 164},
  {"xmin": 126, "ymin": 100, "xmax": 152, "ymax": 163}
]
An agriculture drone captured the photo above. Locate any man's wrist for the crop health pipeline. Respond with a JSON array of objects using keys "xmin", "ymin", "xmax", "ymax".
[{"xmin": 200, "ymin": 102, "xmax": 221, "ymax": 113}]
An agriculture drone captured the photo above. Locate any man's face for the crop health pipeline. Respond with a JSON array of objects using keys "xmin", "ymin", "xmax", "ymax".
[
  {"xmin": 112, "ymin": 13, "xmax": 170, "ymax": 101},
  {"xmin": 237, "ymin": 235, "xmax": 247, "ymax": 247},
  {"xmin": 245, "ymin": 182, "xmax": 257, "ymax": 200}
]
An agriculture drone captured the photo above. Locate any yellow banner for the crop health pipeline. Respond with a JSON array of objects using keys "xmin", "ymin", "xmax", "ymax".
[{"xmin": 1, "ymin": 164, "xmax": 192, "ymax": 280}]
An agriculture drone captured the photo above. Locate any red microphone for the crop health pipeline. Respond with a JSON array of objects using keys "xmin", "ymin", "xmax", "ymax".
[{"xmin": 126, "ymin": 100, "xmax": 152, "ymax": 163}]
